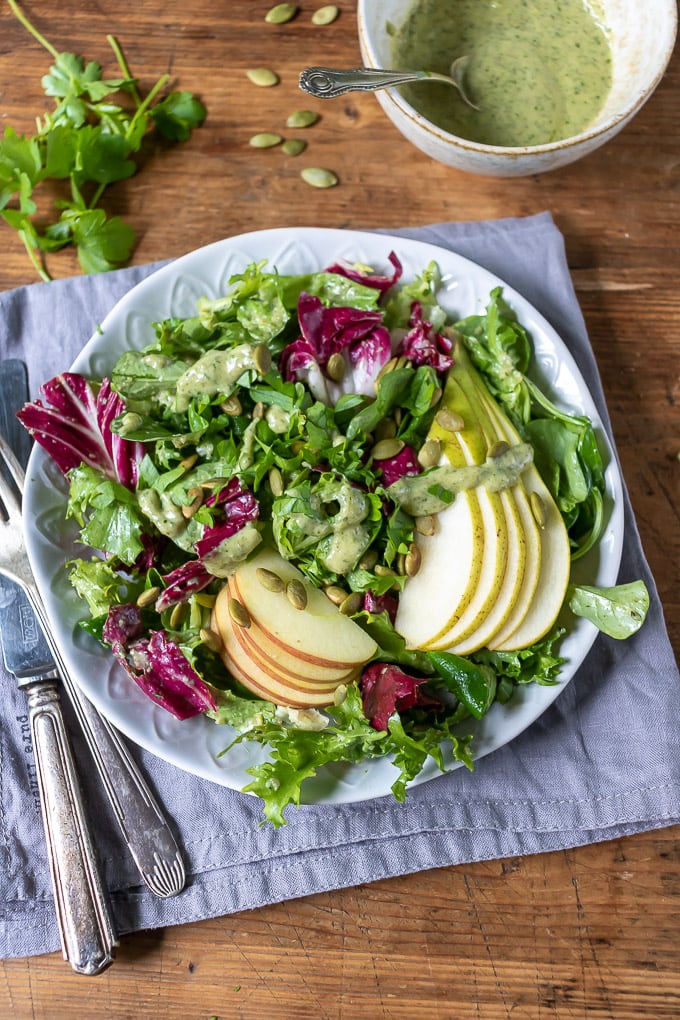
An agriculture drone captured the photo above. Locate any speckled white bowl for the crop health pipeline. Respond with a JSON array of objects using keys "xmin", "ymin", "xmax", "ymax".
[{"xmin": 357, "ymin": 0, "xmax": 677, "ymax": 177}]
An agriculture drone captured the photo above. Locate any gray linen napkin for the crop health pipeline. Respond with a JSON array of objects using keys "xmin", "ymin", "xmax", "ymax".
[{"xmin": 1, "ymin": 213, "xmax": 678, "ymax": 959}]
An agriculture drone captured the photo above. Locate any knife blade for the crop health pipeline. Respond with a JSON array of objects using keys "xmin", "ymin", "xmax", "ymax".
[
  {"xmin": 0, "ymin": 360, "xmax": 116, "ymax": 975},
  {"xmin": 0, "ymin": 360, "xmax": 186, "ymax": 899}
]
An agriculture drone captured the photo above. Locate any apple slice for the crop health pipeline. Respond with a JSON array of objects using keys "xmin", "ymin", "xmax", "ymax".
[{"xmin": 227, "ymin": 547, "xmax": 377, "ymax": 669}]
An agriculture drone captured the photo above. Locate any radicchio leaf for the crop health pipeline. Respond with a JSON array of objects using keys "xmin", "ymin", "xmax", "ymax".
[
  {"xmin": 124, "ymin": 630, "xmax": 217, "ymax": 720},
  {"xmin": 102, "ymin": 602, "xmax": 145, "ymax": 647},
  {"xmin": 324, "ymin": 251, "xmax": 403, "ymax": 296},
  {"xmin": 398, "ymin": 301, "xmax": 453, "ymax": 372},
  {"xmin": 155, "ymin": 560, "xmax": 214, "ymax": 612},
  {"xmin": 17, "ymin": 371, "xmax": 144, "ymax": 486},
  {"xmin": 360, "ymin": 662, "xmax": 441, "ymax": 731},
  {"xmin": 195, "ymin": 479, "xmax": 260, "ymax": 557},
  {"xmin": 362, "ymin": 590, "xmax": 399, "ymax": 624},
  {"xmin": 374, "ymin": 443, "xmax": 420, "ymax": 487}
]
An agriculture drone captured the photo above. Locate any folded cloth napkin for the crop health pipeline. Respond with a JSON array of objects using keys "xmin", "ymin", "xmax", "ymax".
[{"xmin": 1, "ymin": 213, "xmax": 679, "ymax": 959}]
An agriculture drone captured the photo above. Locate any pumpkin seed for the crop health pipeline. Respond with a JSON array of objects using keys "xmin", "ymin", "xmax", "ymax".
[
  {"xmin": 324, "ymin": 585, "xmax": 348, "ymax": 606},
  {"xmin": 194, "ymin": 593, "xmax": 217, "ymax": 608},
  {"xmin": 326, "ymin": 351, "xmax": 346, "ymax": 382},
  {"xmin": 373, "ymin": 417, "xmax": 397, "ymax": 441},
  {"xmin": 287, "ymin": 109, "xmax": 320, "ymax": 128},
  {"xmin": 415, "ymin": 514, "xmax": 436, "ymax": 536},
  {"xmin": 268, "ymin": 466, "xmax": 284, "ymax": 497},
  {"xmin": 200, "ymin": 627, "xmax": 223, "ymax": 653},
  {"xmin": 246, "ymin": 67, "xmax": 280, "ymax": 87},
  {"xmin": 252, "ymin": 401, "xmax": 265, "ymax": 420},
  {"xmin": 311, "ymin": 5, "xmax": 339, "ymax": 25},
  {"xmin": 358, "ymin": 549, "xmax": 378, "ymax": 571},
  {"xmin": 253, "ymin": 343, "xmax": 272, "ymax": 374},
  {"xmin": 417, "ymin": 438, "xmax": 441, "ymax": 468},
  {"xmin": 136, "ymin": 586, "xmax": 161, "ymax": 608},
  {"xmin": 435, "ymin": 407, "xmax": 464, "ymax": 432},
  {"xmin": 228, "ymin": 597, "xmax": 251, "ymax": 628},
  {"xmin": 181, "ymin": 487, "xmax": 203, "ymax": 518},
  {"xmin": 199, "ymin": 476, "xmax": 229, "ymax": 490},
  {"xmin": 265, "ymin": 3, "xmax": 298, "ymax": 23},
  {"xmin": 530, "ymin": 491, "xmax": 547, "ymax": 528},
  {"xmin": 374, "ymin": 564, "xmax": 398, "ymax": 578},
  {"xmin": 404, "ymin": 543, "xmax": 422, "ymax": 577},
  {"xmin": 282, "ymin": 138, "xmax": 307, "ymax": 156},
  {"xmin": 301, "ymin": 166, "xmax": 338, "ymax": 189},
  {"xmin": 169, "ymin": 602, "xmax": 186, "ymax": 629},
  {"xmin": 220, "ymin": 394, "xmax": 242, "ymax": 416},
  {"xmin": 339, "ymin": 591, "xmax": 362, "ymax": 616},
  {"xmin": 333, "ymin": 683, "xmax": 348, "ymax": 706},
  {"xmin": 256, "ymin": 567, "xmax": 286, "ymax": 592},
  {"xmin": 249, "ymin": 132, "xmax": 283, "ymax": 148},
  {"xmin": 429, "ymin": 385, "xmax": 443, "ymax": 410},
  {"xmin": 371, "ymin": 437, "xmax": 404, "ymax": 461},
  {"xmin": 286, "ymin": 578, "xmax": 308, "ymax": 610},
  {"xmin": 179, "ymin": 453, "xmax": 198, "ymax": 470},
  {"xmin": 291, "ymin": 439, "xmax": 306, "ymax": 455},
  {"xmin": 488, "ymin": 440, "xmax": 510, "ymax": 459}
]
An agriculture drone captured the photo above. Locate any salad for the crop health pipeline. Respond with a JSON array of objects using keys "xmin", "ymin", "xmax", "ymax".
[{"xmin": 18, "ymin": 251, "xmax": 649, "ymax": 825}]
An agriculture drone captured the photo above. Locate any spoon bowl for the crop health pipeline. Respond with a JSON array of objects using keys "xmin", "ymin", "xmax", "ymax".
[{"xmin": 299, "ymin": 61, "xmax": 479, "ymax": 110}]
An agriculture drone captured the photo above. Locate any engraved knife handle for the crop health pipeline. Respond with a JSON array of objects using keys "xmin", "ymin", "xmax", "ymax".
[
  {"xmin": 25, "ymin": 585, "xmax": 186, "ymax": 899},
  {"xmin": 26, "ymin": 677, "xmax": 117, "ymax": 976}
]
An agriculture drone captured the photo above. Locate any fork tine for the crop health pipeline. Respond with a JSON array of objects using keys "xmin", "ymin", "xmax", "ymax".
[
  {"xmin": 0, "ymin": 431, "xmax": 26, "ymax": 493},
  {"xmin": 0, "ymin": 432, "xmax": 25, "ymax": 519}
]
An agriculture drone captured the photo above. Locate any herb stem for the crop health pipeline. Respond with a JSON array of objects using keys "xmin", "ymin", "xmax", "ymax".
[
  {"xmin": 7, "ymin": 0, "xmax": 59, "ymax": 59},
  {"xmin": 107, "ymin": 34, "xmax": 142, "ymax": 105},
  {"xmin": 19, "ymin": 230, "xmax": 51, "ymax": 282},
  {"xmin": 125, "ymin": 73, "xmax": 170, "ymax": 141}
]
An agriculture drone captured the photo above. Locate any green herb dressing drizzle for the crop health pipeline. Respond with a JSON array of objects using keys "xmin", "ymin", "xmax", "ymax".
[{"xmin": 389, "ymin": 0, "xmax": 612, "ymax": 147}]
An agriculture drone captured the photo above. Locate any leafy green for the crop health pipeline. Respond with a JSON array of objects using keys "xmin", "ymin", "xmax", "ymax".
[
  {"xmin": 455, "ymin": 287, "xmax": 607, "ymax": 558},
  {"xmin": 66, "ymin": 464, "xmax": 148, "ymax": 564},
  {"xmin": 568, "ymin": 582, "xmax": 650, "ymax": 639},
  {"xmin": 3, "ymin": 1, "xmax": 206, "ymax": 279}
]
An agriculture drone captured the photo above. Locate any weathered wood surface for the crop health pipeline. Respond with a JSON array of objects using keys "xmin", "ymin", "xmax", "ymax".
[{"xmin": 0, "ymin": 2, "xmax": 678, "ymax": 1017}]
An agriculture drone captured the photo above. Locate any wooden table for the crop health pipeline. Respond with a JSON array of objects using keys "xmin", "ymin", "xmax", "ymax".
[{"xmin": 1, "ymin": 3, "xmax": 678, "ymax": 1017}]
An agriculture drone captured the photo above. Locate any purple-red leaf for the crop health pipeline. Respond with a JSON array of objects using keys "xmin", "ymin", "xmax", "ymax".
[
  {"xmin": 155, "ymin": 560, "xmax": 214, "ymax": 612},
  {"xmin": 398, "ymin": 302, "xmax": 453, "ymax": 372},
  {"xmin": 195, "ymin": 479, "xmax": 259, "ymax": 558},
  {"xmin": 360, "ymin": 662, "xmax": 441, "ymax": 731},
  {"xmin": 324, "ymin": 251, "xmax": 403, "ymax": 296},
  {"xmin": 362, "ymin": 590, "xmax": 399, "ymax": 624},
  {"xmin": 374, "ymin": 443, "xmax": 420, "ymax": 487}
]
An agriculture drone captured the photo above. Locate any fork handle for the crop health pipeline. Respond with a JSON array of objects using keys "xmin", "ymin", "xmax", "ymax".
[
  {"xmin": 25, "ymin": 586, "xmax": 186, "ymax": 898},
  {"xmin": 26, "ymin": 677, "xmax": 117, "ymax": 975}
]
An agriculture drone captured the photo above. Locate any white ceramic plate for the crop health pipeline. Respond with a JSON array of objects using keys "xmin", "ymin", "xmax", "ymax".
[{"xmin": 23, "ymin": 228, "xmax": 624, "ymax": 804}]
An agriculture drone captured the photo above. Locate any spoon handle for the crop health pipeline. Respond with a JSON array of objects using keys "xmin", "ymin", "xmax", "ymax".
[{"xmin": 299, "ymin": 66, "xmax": 449, "ymax": 99}]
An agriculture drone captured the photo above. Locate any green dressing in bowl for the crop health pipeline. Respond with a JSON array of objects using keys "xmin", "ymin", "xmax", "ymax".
[{"xmin": 389, "ymin": 0, "xmax": 613, "ymax": 147}]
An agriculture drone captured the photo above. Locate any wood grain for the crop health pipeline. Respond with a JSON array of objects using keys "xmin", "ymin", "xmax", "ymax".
[{"xmin": 1, "ymin": 2, "xmax": 678, "ymax": 1017}]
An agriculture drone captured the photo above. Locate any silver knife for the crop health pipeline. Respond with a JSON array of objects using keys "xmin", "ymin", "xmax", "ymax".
[{"xmin": 0, "ymin": 360, "xmax": 186, "ymax": 899}]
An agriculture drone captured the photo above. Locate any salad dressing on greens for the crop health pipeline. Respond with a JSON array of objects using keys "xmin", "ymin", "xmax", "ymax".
[{"xmin": 389, "ymin": 0, "xmax": 612, "ymax": 147}]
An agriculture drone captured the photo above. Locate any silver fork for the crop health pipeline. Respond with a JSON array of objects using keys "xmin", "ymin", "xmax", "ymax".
[{"xmin": 0, "ymin": 433, "xmax": 187, "ymax": 899}]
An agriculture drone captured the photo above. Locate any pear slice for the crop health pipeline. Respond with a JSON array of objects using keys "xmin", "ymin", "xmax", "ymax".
[{"xmin": 456, "ymin": 347, "xmax": 571, "ymax": 650}]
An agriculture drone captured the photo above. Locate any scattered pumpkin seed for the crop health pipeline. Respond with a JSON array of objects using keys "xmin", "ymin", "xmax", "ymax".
[
  {"xmin": 200, "ymin": 627, "xmax": 223, "ymax": 653},
  {"xmin": 429, "ymin": 385, "xmax": 443, "ymax": 410},
  {"xmin": 194, "ymin": 593, "xmax": 217, "ymax": 608},
  {"xmin": 265, "ymin": 3, "xmax": 298, "ymax": 23},
  {"xmin": 339, "ymin": 591, "xmax": 362, "ymax": 616},
  {"xmin": 249, "ymin": 132, "xmax": 284, "ymax": 148},
  {"xmin": 358, "ymin": 549, "xmax": 378, "ymax": 571},
  {"xmin": 199, "ymin": 476, "xmax": 229, "ymax": 490},
  {"xmin": 371, "ymin": 437, "xmax": 405, "ymax": 461},
  {"xmin": 136, "ymin": 586, "xmax": 161, "ymax": 608},
  {"xmin": 311, "ymin": 5, "xmax": 339, "ymax": 25},
  {"xmin": 333, "ymin": 683, "xmax": 348, "ymax": 705},
  {"xmin": 179, "ymin": 453, "xmax": 198, "ymax": 470},
  {"xmin": 374, "ymin": 564, "xmax": 398, "ymax": 578},
  {"xmin": 530, "ymin": 491, "xmax": 547, "ymax": 528},
  {"xmin": 252, "ymin": 401, "xmax": 265, "ymax": 420},
  {"xmin": 246, "ymin": 67, "xmax": 280, "ymax": 87},
  {"xmin": 324, "ymin": 584, "xmax": 348, "ymax": 606},
  {"xmin": 417, "ymin": 438, "xmax": 441, "ymax": 468},
  {"xmin": 326, "ymin": 351, "xmax": 346, "ymax": 382},
  {"xmin": 286, "ymin": 578, "xmax": 308, "ymax": 610},
  {"xmin": 488, "ymin": 439, "xmax": 510, "ymax": 459},
  {"xmin": 256, "ymin": 566, "xmax": 286, "ymax": 592},
  {"xmin": 220, "ymin": 394, "xmax": 242, "ymax": 416},
  {"xmin": 228, "ymin": 597, "xmax": 251, "ymax": 628},
  {"xmin": 169, "ymin": 602, "xmax": 186, "ymax": 629},
  {"xmin": 282, "ymin": 138, "xmax": 307, "ymax": 156},
  {"xmin": 435, "ymin": 407, "xmax": 465, "ymax": 432},
  {"xmin": 373, "ymin": 417, "xmax": 397, "ymax": 441},
  {"xmin": 291, "ymin": 439, "xmax": 306, "ymax": 455},
  {"xmin": 253, "ymin": 343, "xmax": 272, "ymax": 374},
  {"xmin": 404, "ymin": 543, "xmax": 422, "ymax": 577},
  {"xmin": 181, "ymin": 487, "xmax": 203, "ymax": 518},
  {"xmin": 415, "ymin": 514, "xmax": 436, "ymax": 536},
  {"xmin": 287, "ymin": 109, "xmax": 320, "ymax": 128},
  {"xmin": 268, "ymin": 466, "xmax": 284, "ymax": 497}
]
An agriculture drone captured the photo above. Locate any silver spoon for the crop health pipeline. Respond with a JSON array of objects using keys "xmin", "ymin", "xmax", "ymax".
[{"xmin": 299, "ymin": 58, "xmax": 479, "ymax": 110}]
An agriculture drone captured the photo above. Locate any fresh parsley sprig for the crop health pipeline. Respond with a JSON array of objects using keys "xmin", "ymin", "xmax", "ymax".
[{"xmin": 2, "ymin": 1, "xmax": 206, "ymax": 280}]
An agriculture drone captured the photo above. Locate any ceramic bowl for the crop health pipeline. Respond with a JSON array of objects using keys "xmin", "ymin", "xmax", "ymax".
[{"xmin": 357, "ymin": 0, "xmax": 677, "ymax": 177}]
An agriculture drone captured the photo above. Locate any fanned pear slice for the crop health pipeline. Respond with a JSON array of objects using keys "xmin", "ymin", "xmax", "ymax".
[
  {"xmin": 394, "ymin": 488, "xmax": 485, "ymax": 649},
  {"xmin": 456, "ymin": 348, "xmax": 571, "ymax": 650}
]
